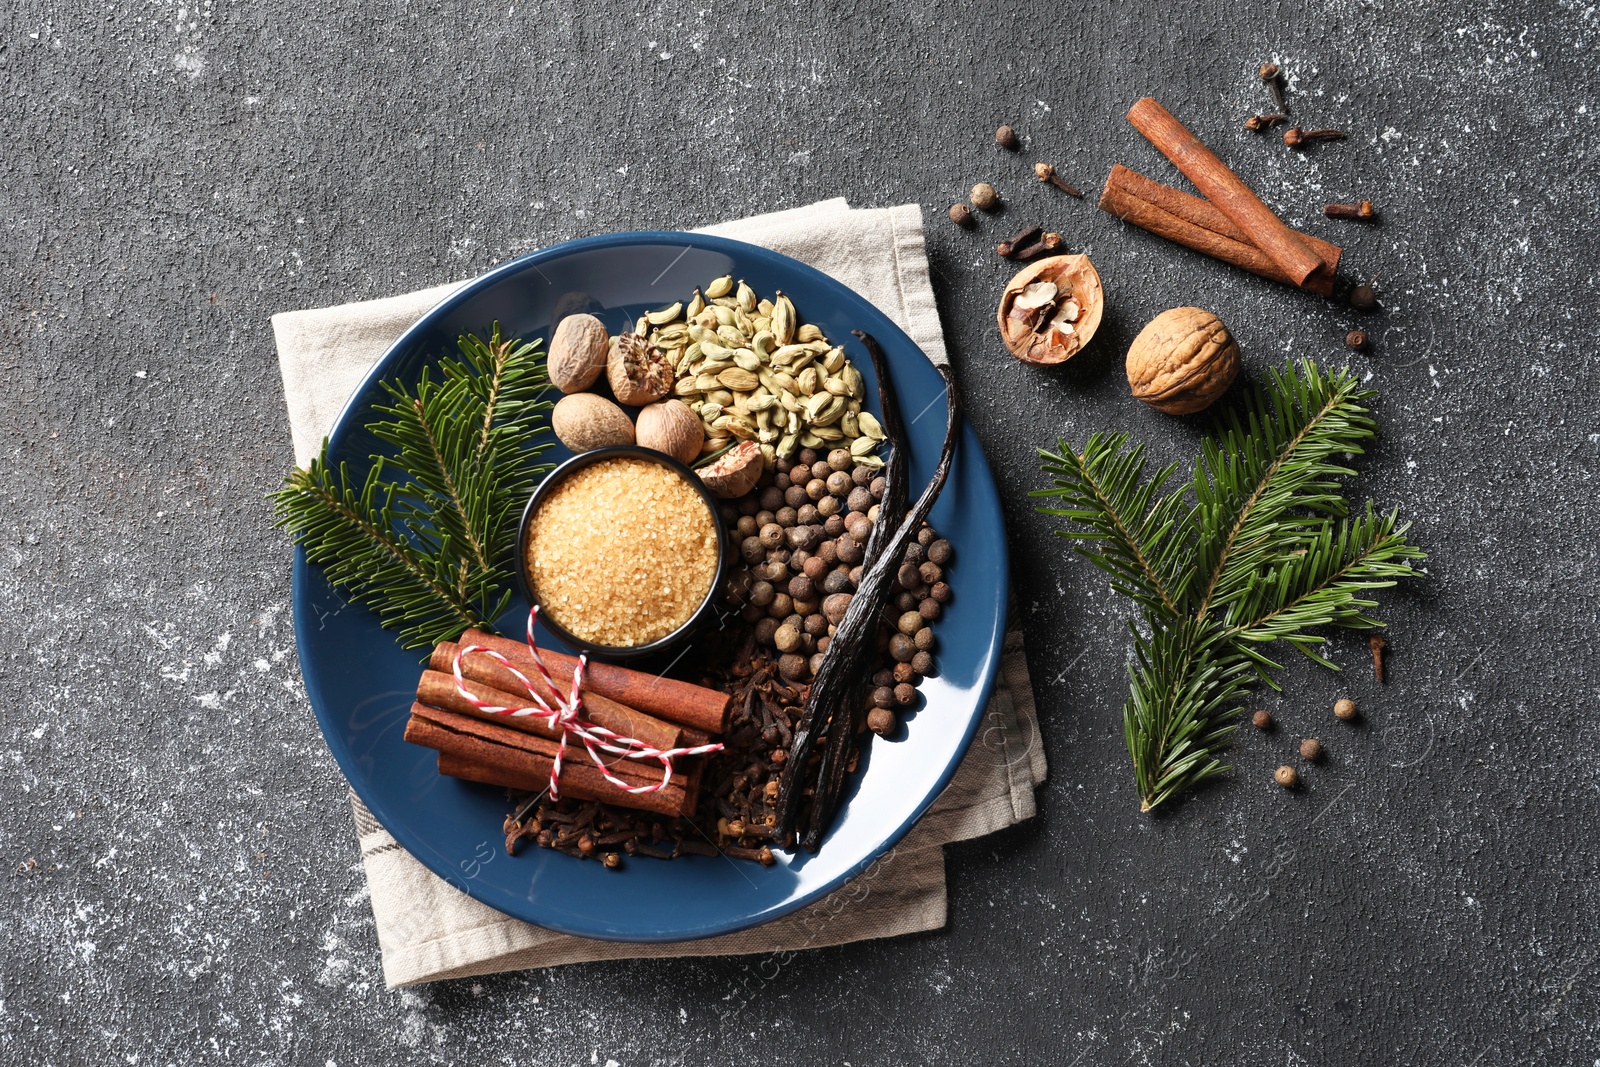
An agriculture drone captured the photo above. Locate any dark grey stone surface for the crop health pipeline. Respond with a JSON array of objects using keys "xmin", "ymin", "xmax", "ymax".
[{"xmin": 3, "ymin": 0, "xmax": 1596, "ymax": 1062}]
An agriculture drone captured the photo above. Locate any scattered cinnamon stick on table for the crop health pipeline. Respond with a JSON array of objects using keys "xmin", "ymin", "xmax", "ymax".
[
  {"xmin": 459, "ymin": 628, "xmax": 733, "ymax": 736},
  {"xmin": 1099, "ymin": 164, "xmax": 1340, "ymax": 295},
  {"xmin": 1126, "ymin": 96, "xmax": 1325, "ymax": 287}
]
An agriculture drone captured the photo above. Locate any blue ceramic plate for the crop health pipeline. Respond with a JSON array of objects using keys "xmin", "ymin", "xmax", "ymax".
[{"xmin": 293, "ymin": 232, "xmax": 1009, "ymax": 941}]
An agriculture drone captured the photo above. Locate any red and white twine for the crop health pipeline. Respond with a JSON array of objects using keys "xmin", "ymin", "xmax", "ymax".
[{"xmin": 450, "ymin": 607, "xmax": 723, "ymax": 800}]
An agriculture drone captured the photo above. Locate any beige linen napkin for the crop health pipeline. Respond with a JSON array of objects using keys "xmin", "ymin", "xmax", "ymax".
[{"xmin": 273, "ymin": 200, "xmax": 1046, "ymax": 987}]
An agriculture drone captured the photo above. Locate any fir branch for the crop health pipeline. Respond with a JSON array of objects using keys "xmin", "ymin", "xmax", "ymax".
[
  {"xmin": 1035, "ymin": 433, "xmax": 1195, "ymax": 619},
  {"xmin": 1192, "ymin": 359, "xmax": 1376, "ymax": 621},
  {"xmin": 1125, "ymin": 617, "xmax": 1251, "ymax": 812},
  {"xmin": 271, "ymin": 455, "xmax": 484, "ymax": 649},
  {"xmin": 1036, "ymin": 358, "xmax": 1424, "ymax": 811},
  {"xmin": 274, "ymin": 325, "xmax": 552, "ymax": 650}
]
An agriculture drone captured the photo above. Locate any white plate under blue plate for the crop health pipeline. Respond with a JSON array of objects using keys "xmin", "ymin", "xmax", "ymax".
[{"xmin": 292, "ymin": 232, "xmax": 1009, "ymax": 941}]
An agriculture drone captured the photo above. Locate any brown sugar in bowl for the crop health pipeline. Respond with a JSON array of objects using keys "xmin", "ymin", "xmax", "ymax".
[{"xmin": 515, "ymin": 446, "xmax": 729, "ymax": 660}]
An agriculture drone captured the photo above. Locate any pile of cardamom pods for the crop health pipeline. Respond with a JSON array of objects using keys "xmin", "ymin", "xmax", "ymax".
[{"xmin": 634, "ymin": 275, "xmax": 885, "ymax": 470}]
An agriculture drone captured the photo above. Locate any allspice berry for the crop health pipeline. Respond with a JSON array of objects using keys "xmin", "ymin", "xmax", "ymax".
[
  {"xmin": 970, "ymin": 182, "xmax": 999, "ymax": 211},
  {"xmin": 1251, "ymin": 709, "xmax": 1273, "ymax": 731},
  {"xmin": 1274, "ymin": 765, "xmax": 1299, "ymax": 789},
  {"xmin": 1333, "ymin": 697, "xmax": 1358, "ymax": 721},
  {"xmin": 995, "ymin": 124, "xmax": 1020, "ymax": 150},
  {"xmin": 949, "ymin": 203, "xmax": 974, "ymax": 227},
  {"xmin": 1300, "ymin": 738, "xmax": 1324, "ymax": 761},
  {"xmin": 1345, "ymin": 329, "xmax": 1369, "ymax": 351},
  {"xmin": 867, "ymin": 707, "xmax": 897, "ymax": 737},
  {"xmin": 1349, "ymin": 283, "xmax": 1378, "ymax": 311}
]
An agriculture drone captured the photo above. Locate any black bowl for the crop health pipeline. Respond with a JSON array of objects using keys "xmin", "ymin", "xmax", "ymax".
[{"xmin": 514, "ymin": 445, "xmax": 730, "ymax": 662}]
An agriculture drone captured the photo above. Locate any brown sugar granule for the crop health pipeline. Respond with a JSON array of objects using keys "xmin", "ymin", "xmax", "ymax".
[{"xmin": 524, "ymin": 457, "xmax": 718, "ymax": 647}]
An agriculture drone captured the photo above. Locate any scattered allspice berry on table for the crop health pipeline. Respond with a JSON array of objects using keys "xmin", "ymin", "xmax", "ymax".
[
  {"xmin": 970, "ymin": 182, "xmax": 999, "ymax": 211},
  {"xmin": 995, "ymin": 124, "xmax": 1019, "ymax": 150},
  {"xmin": 1334, "ymin": 697, "xmax": 1358, "ymax": 722},
  {"xmin": 1274, "ymin": 765, "xmax": 1299, "ymax": 789},
  {"xmin": 1345, "ymin": 329, "xmax": 1369, "ymax": 350},
  {"xmin": 1300, "ymin": 738, "xmax": 1324, "ymax": 761},
  {"xmin": 1252, "ymin": 709, "xmax": 1274, "ymax": 730},
  {"xmin": 1349, "ymin": 282, "xmax": 1379, "ymax": 311},
  {"xmin": 948, "ymin": 202, "xmax": 973, "ymax": 227}
]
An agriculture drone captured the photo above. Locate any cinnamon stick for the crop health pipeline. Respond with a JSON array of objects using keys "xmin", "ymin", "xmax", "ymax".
[
  {"xmin": 406, "ymin": 703, "xmax": 692, "ymax": 817},
  {"xmin": 1099, "ymin": 165, "xmax": 1340, "ymax": 295},
  {"xmin": 407, "ymin": 700, "xmax": 669, "ymax": 788},
  {"xmin": 459, "ymin": 628, "xmax": 732, "ymax": 735},
  {"xmin": 430, "ymin": 642, "xmax": 686, "ymax": 752},
  {"xmin": 1126, "ymin": 97, "xmax": 1323, "ymax": 287}
]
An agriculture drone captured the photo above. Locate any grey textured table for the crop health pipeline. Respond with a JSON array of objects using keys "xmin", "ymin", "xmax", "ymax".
[{"xmin": 4, "ymin": 1, "xmax": 1596, "ymax": 1062}]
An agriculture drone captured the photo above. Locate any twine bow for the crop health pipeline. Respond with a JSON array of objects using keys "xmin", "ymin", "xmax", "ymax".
[{"xmin": 449, "ymin": 608, "xmax": 723, "ymax": 800}]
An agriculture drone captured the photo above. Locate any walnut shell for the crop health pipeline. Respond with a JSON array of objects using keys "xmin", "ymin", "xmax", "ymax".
[
  {"xmin": 547, "ymin": 313, "xmax": 609, "ymax": 394},
  {"xmin": 607, "ymin": 332, "xmax": 673, "ymax": 406},
  {"xmin": 697, "ymin": 440, "xmax": 763, "ymax": 499},
  {"xmin": 1126, "ymin": 307, "xmax": 1241, "ymax": 414},
  {"xmin": 551, "ymin": 392, "xmax": 635, "ymax": 452},
  {"xmin": 635, "ymin": 399, "xmax": 703, "ymax": 465},
  {"xmin": 997, "ymin": 254, "xmax": 1104, "ymax": 364}
]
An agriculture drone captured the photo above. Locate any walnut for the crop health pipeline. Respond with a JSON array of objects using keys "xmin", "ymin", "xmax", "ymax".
[
  {"xmin": 547, "ymin": 313, "xmax": 609, "ymax": 394},
  {"xmin": 697, "ymin": 440, "xmax": 764, "ymax": 499},
  {"xmin": 607, "ymin": 332, "xmax": 673, "ymax": 406},
  {"xmin": 551, "ymin": 393, "xmax": 635, "ymax": 452},
  {"xmin": 1125, "ymin": 307, "xmax": 1241, "ymax": 414},
  {"xmin": 634, "ymin": 399, "xmax": 703, "ymax": 465},
  {"xmin": 996, "ymin": 254, "xmax": 1104, "ymax": 364}
]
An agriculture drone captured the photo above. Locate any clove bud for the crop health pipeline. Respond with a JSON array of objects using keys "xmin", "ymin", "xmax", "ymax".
[
  {"xmin": 1244, "ymin": 113, "xmax": 1287, "ymax": 131},
  {"xmin": 1283, "ymin": 127, "xmax": 1347, "ymax": 148},
  {"xmin": 1323, "ymin": 199, "xmax": 1377, "ymax": 221},
  {"xmin": 1034, "ymin": 162, "xmax": 1084, "ymax": 198}
]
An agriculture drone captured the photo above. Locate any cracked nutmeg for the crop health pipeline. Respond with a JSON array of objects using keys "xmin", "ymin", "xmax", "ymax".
[{"xmin": 996, "ymin": 254, "xmax": 1104, "ymax": 364}]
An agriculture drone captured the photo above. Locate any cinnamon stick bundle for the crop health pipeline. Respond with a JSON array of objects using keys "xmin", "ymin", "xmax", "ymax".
[
  {"xmin": 1126, "ymin": 97, "xmax": 1324, "ymax": 286},
  {"xmin": 459, "ymin": 628, "xmax": 732, "ymax": 735},
  {"xmin": 429, "ymin": 643, "xmax": 691, "ymax": 750},
  {"xmin": 1100, "ymin": 164, "xmax": 1340, "ymax": 295},
  {"xmin": 405, "ymin": 702, "xmax": 695, "ymax": 817}
]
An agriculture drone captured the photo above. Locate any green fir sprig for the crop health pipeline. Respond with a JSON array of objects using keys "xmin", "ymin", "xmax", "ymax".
[
  {"xmin": 273, "ymin": 324, "xmax": 553, "ymax": 650},
  {"xmin": 1034, "ymin": 359, "xmax": 1424, "ymax": 812}
]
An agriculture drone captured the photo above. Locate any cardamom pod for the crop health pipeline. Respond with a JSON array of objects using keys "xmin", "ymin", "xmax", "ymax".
[
  {"xmin": 822, "ymin": 346, "xmax": 846, "ymax": 374},
  {"xmin": 854, "ymin": 454, "xmax": 884, "ymax": 470},
  {"xmin": 823, "ymin": 376, "xmax": 851, "ymax": 398},
  {"xmin": 717, "ymin": 367, "xmax": 761, "ymax": 392},
  {"xmin": 647, "ymin": 302, "xmax": 683, "ymax": 326},
  {"xmin": 772, "ymin": 344, "xmax": 809, "ymax": 364},
  {"xmin": 686, "ymin": 289, "xmax": 705, "ymax": 319},
  {"xmin": 778, "ymin": 391, "xmax": 803, "ymax": 413},
  {"xmin": 803, "ymin": 391, "xmax": 833, "ymax": 419},
  {"xmin": 736, "ymin": 280, "xmax": 757, "ymax": 313},
  {"xmin": 746, "ymin": 394, "xmax": 779, "ymax": 413},
  {"xmin": 712, "ymin": 297, "xmax": 739, "ymax": 311},
  {"xmin": 751, "ymin": 331, "xmax": 775, "ymax": 360},
  {"xmin": 849, "ymin": 435, "xmax": 879, "ymax": 457},
  {"xmin": 857, "ymin": 411, "xmax": 885, "ymax": 440},
  {"xmin": 777, "ymin": 433, "xmax": 798, "ymax": 458},
  {"xmin": 840, "ymin": 411, "xmax": 859, "ymax": 437},
  {"xmin": 842, "ymin": 365, "xmax": 865, "ymax": 400},
  {"xmin": 812, "ymin": 395, "xmax": 847, "ymax": 427},
  {"xmin": 797, "ymin": 366, "xmax": 821, "ymax": 395},
  {"xmin": 707, "ymin": 388, "xmax": 734, "ymax": 406},
  {"xmin": 796, "ymin": 323, "xmax": 824, "ymax": 343},
  {"xmin": 706, "ymin": 275, "xmax": 734, "ymax": 299},
  {"xmin": 798, "ymin": 431, "xmax": 823, "ymax": 449},
  {"xmin": 757, "ymin": 298, "xmax": 774, "ymax": 317},
  {"xmin": 732, "ymin": 349, "xmax": 763, "ymax": 373},
  {"xmin": 811, "ymin": 425, "xmax": 843, "ymax": 442},
  {"xmin": 771, "ymin": 371, "xmax": 800, "ymax": 394},
  {"xmin": 772, "ymin": 293, "xmax": 796, "ymax": 345},
  {"xmin": 674, "ymin": 377, "xmax": 701, "ymax": 397},
  {"xmin": 759, "ymin": 442, "xmax": 777, "ymax": 465}
]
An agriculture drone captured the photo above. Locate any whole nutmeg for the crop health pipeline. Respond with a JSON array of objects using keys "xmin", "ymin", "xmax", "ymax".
[
  {"xmin": 635, "ymin": 399, "xmax": 703, "ymax": 464},
  {"xmin": 997, "ymin": 254, "xmax": 1104, "ymax": 364},
  {"xmin": 607, "ymin": 331, "xmax": 673, "ymax": 406},
  {"xmin": 547, "ymin": 313, "xmax": 609, "ymax": 394},
  {"xmin": 1126, "ymin": 307, "xmax": 1241, "ymax": 414},
  {"xmin": 970, "ymin": 182, "xmax": 999, "ymax": 211},
  {"xmin": 551, "ymin": 393, "xmax": 634, "ymax": 452},
  {"xmin": 697, "ymin": 440, "xmax": 764, "ymax": 500}
]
